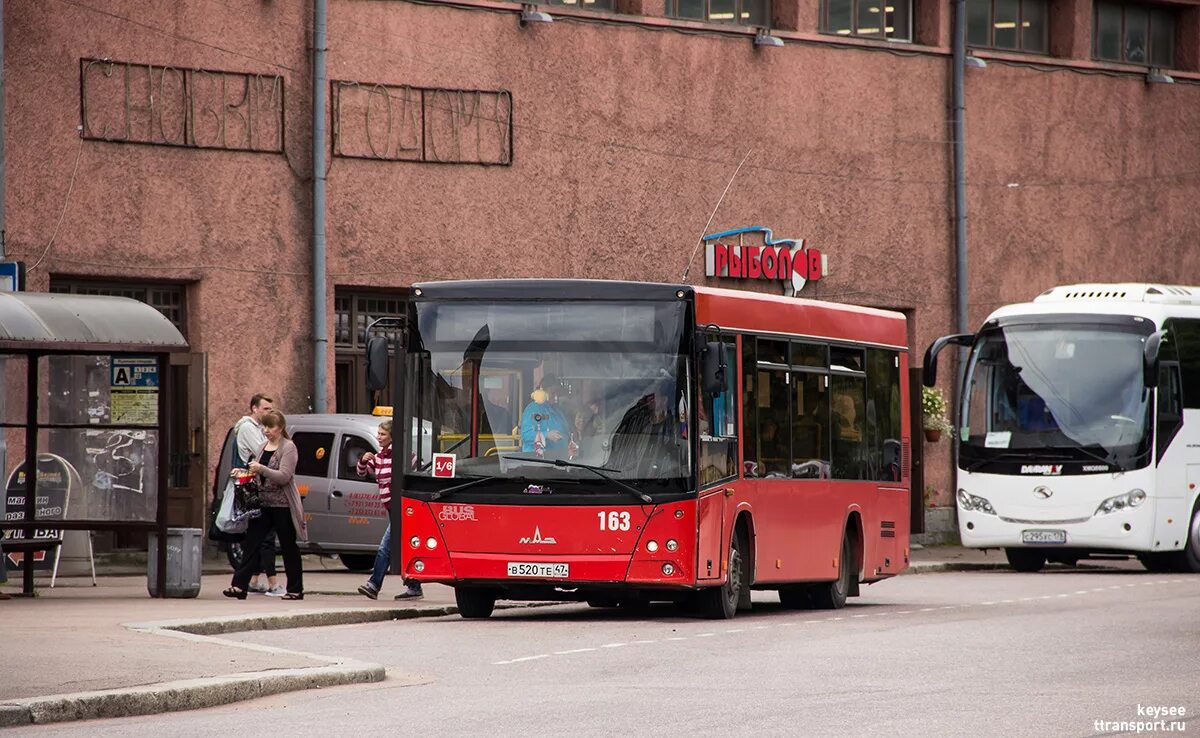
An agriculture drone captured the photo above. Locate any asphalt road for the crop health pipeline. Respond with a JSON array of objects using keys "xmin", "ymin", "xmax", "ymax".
[{"xmin": 24, "ymin": 564, "xmax": 1200, "ymax": 737}]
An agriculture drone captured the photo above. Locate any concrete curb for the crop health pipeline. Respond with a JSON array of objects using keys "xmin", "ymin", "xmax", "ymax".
[{"xmin": 0, "ymin": 663, "xmax": 387, "ymax": 727}]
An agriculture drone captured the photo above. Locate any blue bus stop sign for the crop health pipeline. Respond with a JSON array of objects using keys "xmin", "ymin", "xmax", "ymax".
[{"xmin": 0, "ymin": 261, "xmax": 25, "ymax": 292}]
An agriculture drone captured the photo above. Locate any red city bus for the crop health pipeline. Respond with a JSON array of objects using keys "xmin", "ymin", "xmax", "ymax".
[{"xmin": 383, "ymin": 280, "xmax": 910, "ymax": 619}]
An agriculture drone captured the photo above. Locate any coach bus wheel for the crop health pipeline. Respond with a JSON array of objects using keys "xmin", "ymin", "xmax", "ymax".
[
  {"xmin": 1176, "ymin": 503, "xmax": 1200, "ymax": 573},
  {"xmin": 1005, "ymin": 548, "xmax": 1047, "ymax": 573},
  {"xmin": 698, "ymin": 533, "xmax": 745, "ymax": 619},
  {"xmin": 810, "ymin": 534, "xmax": 851, "ymax": 610},
  {"xmin": 455, "ymin": 588, "xmax": 497, "ymax": 619}
]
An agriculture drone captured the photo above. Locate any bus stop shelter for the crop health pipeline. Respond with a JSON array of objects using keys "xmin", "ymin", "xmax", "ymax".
[{"xmin": 0, "ymin": 292, "xmax": 188, "ymax": 597}]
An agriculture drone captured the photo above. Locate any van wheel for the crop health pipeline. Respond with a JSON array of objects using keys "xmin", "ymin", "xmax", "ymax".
[
  {"xmin": 810, "ymin": 534, "xmax": 851, "ymax": 610},
  {"xmin": 456, "ymin": 588, "xmax": 497, "ymax": 619},
  {"xmin": 225, "ymin": 542, "xmax": 244, "ymax": 571},
  {"xmin": 1005, "ymin": 548, "xmax": 1047, "ymax": 573},
  {"xmin": 339, "ymin": 554, "xmax": 375, "ymax": 572},
  {"xmin": 697, "ymin": 531, "xmax": 745, "ymax": 619}
]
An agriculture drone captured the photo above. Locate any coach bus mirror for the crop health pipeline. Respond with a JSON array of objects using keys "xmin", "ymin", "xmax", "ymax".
[
  {"xmin": 1143, "ymin": 329, "xmax": 1167, "ymax": 389},
  {"xmin": 922, "ymin": 333, "xmax": 974, "ymax": 387},
  {"xmin": 365, "ymin": 336, "xmax": 390, "ymax": 391},
  {"xmin": 701, "ymin": 341, "xmax": 725, "ymax": 396}
]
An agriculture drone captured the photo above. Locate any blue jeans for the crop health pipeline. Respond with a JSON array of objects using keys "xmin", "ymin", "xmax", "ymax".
[
  {"xmin": 369, "ymin": 524, "xmax": 422, "ymax": 593},
  {"xmin": 368, "ymin": 524, "xmax": 393, "ymax": 591}
]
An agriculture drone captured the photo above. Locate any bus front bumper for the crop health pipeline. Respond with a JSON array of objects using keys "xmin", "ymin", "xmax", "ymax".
[
  {"xmin": 404, "ymin": 551, "xmax": 697, "ymax": 588},
  {"xmin": 959, "ymin": 502, "xmax": 1157, "ymax": 552}
]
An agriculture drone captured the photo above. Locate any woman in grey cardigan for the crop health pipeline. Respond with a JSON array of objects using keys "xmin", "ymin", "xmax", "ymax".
[{"xmin": 224, "ymin": 410, "xmax": 309, "ymax": 600}]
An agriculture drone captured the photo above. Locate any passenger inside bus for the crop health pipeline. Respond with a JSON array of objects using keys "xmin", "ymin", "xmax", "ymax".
[{"xmin": 520, "ymin": 374, "xmax": 570, "ymax": 456}]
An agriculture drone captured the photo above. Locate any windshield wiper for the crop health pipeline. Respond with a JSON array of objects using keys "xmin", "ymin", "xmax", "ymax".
[
  {"xmin": 418, "ymin": 435, "xmax": 471, "ymax": 472},
  {"xmin": 429, "ymin": 474, "xmax": 514, "ymax": 501},
  {"xmin": 501, "ymin": 455, "xmax": 652, "ymax": 504}
]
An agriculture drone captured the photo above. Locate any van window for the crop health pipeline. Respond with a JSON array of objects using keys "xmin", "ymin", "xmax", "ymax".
[
  {"xmin": 293, "ymin": 432, "xmax": 334, "ymax": 477},
  {"xmin": 339, "ymin": 434, "xmax": 378, "ymax": 482}
]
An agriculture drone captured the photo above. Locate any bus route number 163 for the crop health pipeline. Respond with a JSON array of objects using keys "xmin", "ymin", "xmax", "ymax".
[{"xmin": 598, "ymin": 511, "xmax": 630, "ymax": 531}]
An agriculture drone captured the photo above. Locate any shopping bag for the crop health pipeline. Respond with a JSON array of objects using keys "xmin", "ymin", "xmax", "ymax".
[{"xmin": 215, "ymin": 479, "xmax": 250, "ymax": 534}]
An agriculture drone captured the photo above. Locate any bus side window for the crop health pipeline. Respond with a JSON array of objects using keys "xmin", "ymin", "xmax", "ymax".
[
  {"xmin": 1157, "ymin": 363, "xmax": 1183, "ymax": 462},
  {"xmin": 701, "ymin": 341, "xmax": 738, "ymax": 485}
]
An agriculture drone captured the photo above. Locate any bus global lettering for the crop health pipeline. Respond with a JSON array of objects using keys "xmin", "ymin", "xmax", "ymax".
[{"xmin": 703, "ymin": 226, "xmax": 824, "ymax": 294}]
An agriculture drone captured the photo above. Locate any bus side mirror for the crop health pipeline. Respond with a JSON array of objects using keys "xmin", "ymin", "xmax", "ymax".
[
  {"xmin": 922, "ymin": 333, "xmax": 974, "ymax": 387},
  {"xmin": 701, "ymin": 341, "xmax": 725, "ymax": 396},
  {"xmin": 1143, "ymin": 329, "xmax": 1167, "ymax": 389},
  {"xmin": 365, "ymin": 336, "xmax": 390, "ymax": 391}
]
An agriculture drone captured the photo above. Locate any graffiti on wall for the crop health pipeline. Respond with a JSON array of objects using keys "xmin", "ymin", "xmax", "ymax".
[
  {"xmin": 332, "ymin": 81, "xmax": 512, "ymax": 165},
  {"xmin": 80, "ymin": 58, "xmax": 285, "ymax": 153}
]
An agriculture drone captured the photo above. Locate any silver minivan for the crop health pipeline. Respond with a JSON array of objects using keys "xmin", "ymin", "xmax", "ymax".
[{"xmin": 211, "ymin": 413, "xmax": 390, "ymax": 571}]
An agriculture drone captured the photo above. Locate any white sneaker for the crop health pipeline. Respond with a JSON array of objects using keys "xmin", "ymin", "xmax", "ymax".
[{"xmin": 264, "ymin": 585, "xmax": 286, "ymax": 596}]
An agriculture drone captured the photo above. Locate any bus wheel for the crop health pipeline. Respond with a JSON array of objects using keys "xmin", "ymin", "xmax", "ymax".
[
  {"xmin": 455, "ymin": 588, "xmax": 497, "ymax": 619},
  {"xmin": 1005, "ymin": 548, "xmax": 1046, "ymax": 573},
  {"xmin": 810, "ymin": 535, "xmax": 851, "ymax": 610},
  {"xmin": 1175, "ymin": 503, "xmax": 1200, "ymax": 573},
  {"xmin": 697, "ymin": 533, "xmax": 745, "ymax": 619},
  {"xmin": 586, "ymin": 595, "xmax": 621, "ymax": 608},
  {"xmin": 778, "ymin": 584, "xmax": 812, "ymax": 610}
]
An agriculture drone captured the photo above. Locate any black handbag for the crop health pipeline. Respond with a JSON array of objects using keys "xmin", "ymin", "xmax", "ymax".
[{"xmin": 235, "ymin": 477, "xmax": 264, "ymax": 511}]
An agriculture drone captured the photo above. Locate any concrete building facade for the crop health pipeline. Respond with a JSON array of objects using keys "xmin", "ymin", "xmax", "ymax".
[{"xmin": 5, "ymin": 0, "xmax": 1199, "ymax": 547}]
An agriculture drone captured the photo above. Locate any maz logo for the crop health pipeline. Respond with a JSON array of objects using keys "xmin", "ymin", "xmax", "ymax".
[{"xmin": 519, "ymin": 526, "xmax": 557, "ymax": 545}]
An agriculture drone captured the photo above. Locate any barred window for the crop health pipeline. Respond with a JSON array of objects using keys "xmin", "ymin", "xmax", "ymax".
[{"xmin": 50, "ymin": 280, "xmax": 187, "ymax": 337}]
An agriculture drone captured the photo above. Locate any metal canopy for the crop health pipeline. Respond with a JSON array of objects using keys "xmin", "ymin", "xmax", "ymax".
[{"xmin": 0, "ymin": 292, "xmax": 188, "ymax": 352}]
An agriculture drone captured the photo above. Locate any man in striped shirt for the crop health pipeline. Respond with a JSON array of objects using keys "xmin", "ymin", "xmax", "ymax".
[{"xmin": 356, "ymin": 420, "xmax": 423, "ymax": 601}]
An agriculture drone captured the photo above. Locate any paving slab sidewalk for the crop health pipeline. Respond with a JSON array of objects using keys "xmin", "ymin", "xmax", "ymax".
[{"xmin": 0, "ymin": 545, "xmax": 1012, "ymax": 727}]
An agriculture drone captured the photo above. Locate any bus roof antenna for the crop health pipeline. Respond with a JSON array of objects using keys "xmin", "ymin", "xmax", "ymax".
[{"xmin": 680, "ymin": 148, "xmax": 754, "ymax": 283}]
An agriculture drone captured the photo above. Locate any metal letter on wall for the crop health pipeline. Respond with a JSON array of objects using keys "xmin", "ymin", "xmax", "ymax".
[
  {"xmin": 80, "ymin": 59, "xmax": 285, "ymax": 154},
  {"xmin": 332, "ymin": 81, "xmax": 512, "ymax": 166}
]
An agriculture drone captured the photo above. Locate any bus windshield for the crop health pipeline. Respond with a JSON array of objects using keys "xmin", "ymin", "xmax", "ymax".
[
  {"xmin": 960, "ymin": 322, "xmax": 1152, "ymax": 469},
  {"xmin": 405, "ymin": 299, "xmax": 692, "ymax": 496}
]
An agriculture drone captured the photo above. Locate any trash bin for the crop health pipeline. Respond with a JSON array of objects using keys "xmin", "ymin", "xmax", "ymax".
[{"xmin": 148, "ymin": 527, "xmax": 203, "ymax": 598}]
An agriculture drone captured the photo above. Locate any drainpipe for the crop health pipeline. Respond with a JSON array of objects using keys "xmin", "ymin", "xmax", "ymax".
[
  {"xmin": 951, "ymin": 0, "xmax": 969, "ymax": 336},
  {"xmin": 312, "ymin": 0, "xmax": 329, "ymax": 413}
]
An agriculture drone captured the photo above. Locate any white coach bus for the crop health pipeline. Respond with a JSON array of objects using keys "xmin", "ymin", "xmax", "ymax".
[{"xmin": 925, "ymin": 284, "xmax": 1200, "ymax": 573}]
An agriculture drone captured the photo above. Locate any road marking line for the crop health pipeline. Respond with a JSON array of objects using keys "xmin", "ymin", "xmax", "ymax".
[
  {"xmin": 803, "ymin": 620, "xmax": 821, "ymax": 624},
  {"xmin": 664, "ymin": 637, "xmax": 687, "ymax": 641},
  {"xmin": 1056, "ymin": 594, "xmax": 1070, "ymax": 598},
  {"xmin": 895, "ymin": 611, "xmax": 913, "ymax": 615},
  {"xmin": 919, "ymin": 608, "xmax": 936, "ymax": 612},
  {"xmin": 494, "ymin": 654, "xmax": 550, "ymax": 665},
  {"xmin": 939, "ymin": 606, "xmax": 957, "ymax": 610},
  {"xmin": 851, "ymin": 614, "xmax": 870, "ymax": 618},
  {"xmin": 753, "ymin": 625, "xmax": 770, "ymax": 630},
  {"xmin": 1074, "ymin": 591, "xmax": 1089, "ymax": 595},
  {"xmin": 1019, "ymin": 598, "xmax": 1034, "ymax": 601},
  {"xmin": 695, "ymin": 633, "xmax": 716, "ymax": 638},
  {"xmin": 828, "ymin": 617, "xmax": 844, "ymax": 621},
  {"xmin": 601, "ymin": 643, "xmax": 627, "ymax": 649},
  {"xmin": 725, "ymin": 628, "xmax": 745, "ymax": 633},
  {"xmin": 553, "ymin": 648, "xmax": 597, "ymax": 655},
  {"xmin": 981, "ymin": 601, "xmax": 996, "ymax": 606},
  {"xmin": 631, "ymin": 640, "xmax": 658, "ymax": 645}
]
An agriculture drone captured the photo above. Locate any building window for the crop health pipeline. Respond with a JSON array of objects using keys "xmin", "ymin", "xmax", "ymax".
[
  {"xmin": 334, "ymin": 289, "xmax": 408, "ymax": 414},
  {"xmin": 820, "ymin": 0, "xmax": 912, "ymax": 41},
  {"xmin": 50, "ymin": 280, "xmax": 187, "ymax": 337},
  {"xmin": 1094, "ymin": 1, "xmax": 1175, "ymax": 67},
  {"xmin": 543, "ymin": 0, "xmax": 614, "ymax": 8},
  {"xmin": 666, "ymin": 0, "xmax": 770, "ymax": 25},
  {"xmin": 966, "ymin": 0, "xmax": 1048, "ymax": 53}
]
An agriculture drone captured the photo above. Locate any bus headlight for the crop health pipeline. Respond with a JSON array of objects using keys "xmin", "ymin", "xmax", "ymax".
[
  {"xmin": 646, "ymin": 540, "xmax": 659, "ymax": 553},
  {"xmin": 425, "ymin": 537, "xmax": 438, "ymax": 549},
  {"xmin": 1095, "ymin": 490, "xmax": 1146, "ymax": 516},
  {"xmin": 957, "ymin": 489, "xmax": 996, "ymax": 515}
]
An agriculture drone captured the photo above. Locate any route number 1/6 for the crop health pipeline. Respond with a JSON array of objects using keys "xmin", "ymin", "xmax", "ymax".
[{"xmin": 598, "ymin": 511, "xmax": 631, "ymax": 531}]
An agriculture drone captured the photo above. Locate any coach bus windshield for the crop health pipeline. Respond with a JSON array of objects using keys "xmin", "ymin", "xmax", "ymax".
[
  {"xmin": 959, "ymin": 322, "xmax": 1152, "ymax": 471},
  {"xmin": 404, "ymin": 299, "xmax": 692, "ymax": 497}
]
